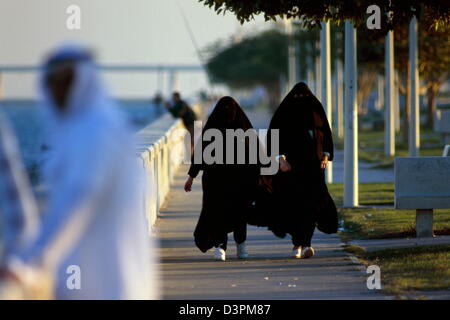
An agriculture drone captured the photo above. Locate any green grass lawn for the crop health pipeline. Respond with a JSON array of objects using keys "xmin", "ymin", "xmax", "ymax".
[
  {"xmin": 344, "ymin": 245, "xmax": 450, "ymax": 295},
  {"xmin": 328, "ymin": 183, "xmax": 450, "ymax": 241},
  {"xmin": 338, "ymin": 207, "xmax": 450, "ymax": 240},
  {"xmin": 357, "ymin": 127, "xmax": 444, "ymax": 167},
  {"xmin": 328, "ymin": 182, "xmax": 394, "ymax": 207},
  {"xmin": 335, "ymin": 127, "xmax": 445, "ymax": 167}
]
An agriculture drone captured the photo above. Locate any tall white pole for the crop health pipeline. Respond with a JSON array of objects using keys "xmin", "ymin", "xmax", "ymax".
[
  {"xmin": 394, "ymin": 71, "xmax": 401, "ymax": 132},
  {"xmin": 334, "ymin": 30, "xmax": 344, "ymax": 139},
  {"xmin": 321, "ymin": 21, "xmax": 333, "ymax": 183},
  {"xmin": 344, "ymin": 21, "xmax": 358, "ymax": 207},
  {"xmin": 409, "ymin": 16, "xmax": 420, "ymax": 156},
  {"xmin": 315, "ymin": 40, "xmax": 321, "ymax": 100},
  {"xmin": 384, "ymin": 30, "xmax": 395, "ymax": 157},
  {"xmin": 335, "ymin": 58, "xmax": 344, "ymax": 139}
]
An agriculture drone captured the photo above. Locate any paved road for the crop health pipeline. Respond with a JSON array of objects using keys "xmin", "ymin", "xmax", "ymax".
[{"xmin": 332, "ymin": 150, "xmax": 394, "ymax": 183}]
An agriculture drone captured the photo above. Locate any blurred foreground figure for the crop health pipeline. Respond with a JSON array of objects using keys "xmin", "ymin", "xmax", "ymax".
[
  {"xmin": 0, "ymin": 115, "xmax": 49, "ymax": 299},
  {"xmin": 0, "ymin": 115, "xmax": 39, "ymax": 261},
  {"xmin": 6, "ymin": 45, "xmax": 157, "ymax": 299}
]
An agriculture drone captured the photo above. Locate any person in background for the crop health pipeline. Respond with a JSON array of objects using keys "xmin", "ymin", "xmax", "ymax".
[
  {"xmin": 184, "ymin": 96, "xmax": 260, "ymax": 261},
  {"xmin": 152, "ymin": 92, "xmax": 163, "ymax": 106},
  {"xmin": 262, "ymin": 82, "xmax": 338, "ymax": 259},
  {"xmin": 166, "ymin": 92, "xmax": 197, "ymax": 146},
  {"xmin": 3, "ymin": 45, "xmax": 157, "ymax": 299},
  {"xmin": 152, "ymin": 92, "xmax": 164, "ymax": 116}
]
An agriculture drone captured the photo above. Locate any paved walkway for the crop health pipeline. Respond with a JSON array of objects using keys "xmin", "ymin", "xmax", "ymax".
[
  {"xmin": 156, "ymin": 165, "xmax": 386, "ymax": 299},
  {"xmin": 155, "ymin": 109, "xmax": 387, "ymax": 300},
  {"xmin": 332, "ymin": 150, "xmax": 394, "ymax": 183}
]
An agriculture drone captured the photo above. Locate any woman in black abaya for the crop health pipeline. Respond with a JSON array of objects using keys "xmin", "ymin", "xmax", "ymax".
[
  {"xmin": 264, "ymin": 82, "xmax": 338, "ymax": 259},
  {"xmin": 184, "ymin": 96, "xmax": 260, "ymax": 261}
]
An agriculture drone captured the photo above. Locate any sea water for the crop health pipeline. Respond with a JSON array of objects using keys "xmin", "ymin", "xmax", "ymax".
[{"xmin": 0, "ymin": 99, "xmax": 165, "ymax": 174}]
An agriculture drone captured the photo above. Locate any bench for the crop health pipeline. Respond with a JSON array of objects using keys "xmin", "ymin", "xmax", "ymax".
[{"xmin": 394, "ymin": 156, "xmax": 450, "ymax": 237}]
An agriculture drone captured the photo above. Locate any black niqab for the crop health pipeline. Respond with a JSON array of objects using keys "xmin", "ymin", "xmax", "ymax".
[
  {"xmin": 258, "ymin": 82, "xmax": 338, "ymax": 236},
  {"xmin": 188, "ymin": 96, "xmax": 260, "ymax": 253}
]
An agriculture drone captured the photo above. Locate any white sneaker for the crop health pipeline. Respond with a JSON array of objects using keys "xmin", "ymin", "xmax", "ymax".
[
  {"xmin": 300, "ymin": 247, "xmax": 315, "ymax": 259},
  {"xmin": 292, "ymin": 247, "xmax": 301, "ymax": 259},
  {"xmin": 236, "ymin": 242, "xmax": 249, "ymax": 259},
  {"xmin": 214, "ymin": 247, "xmax": 226, "ymax": 261}
]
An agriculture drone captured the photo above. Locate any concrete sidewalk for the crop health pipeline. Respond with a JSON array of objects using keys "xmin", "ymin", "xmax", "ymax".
[{"xmin": 155, "ymin": 165, "xmax": 386, "ymax": 300}]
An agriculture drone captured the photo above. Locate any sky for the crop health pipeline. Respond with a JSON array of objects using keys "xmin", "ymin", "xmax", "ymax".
[{"xmin": 0, "ymin": 0, "xmax": 269, "ymax": 99}]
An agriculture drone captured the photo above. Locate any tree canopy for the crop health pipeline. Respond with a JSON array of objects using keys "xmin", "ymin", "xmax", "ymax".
[
  {"xmin": 198, "ymin": 0, "xmax": 450, "ymax": 31},
  {"xmin": 347, "ymin": 22, "xmax": 450, "ymax": 126},
  {"xmin": 207, "ymin": 30, "xmax": 288, "ymax": 88},
  {"xmin": 206, "ymin": 29, "xmax": 288, "ymax": 107}
]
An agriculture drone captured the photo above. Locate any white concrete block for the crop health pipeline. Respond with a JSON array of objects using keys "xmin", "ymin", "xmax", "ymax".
[{"xmin": 395, "ymin": 157, "xmax": 450, "ymax": 209}]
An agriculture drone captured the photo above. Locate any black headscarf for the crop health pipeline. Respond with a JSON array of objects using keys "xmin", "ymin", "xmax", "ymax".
[
  {"xmin": 268, "ymin": 82, "xmax": 334, "ymax": 163},
  {"xmin": 188, "ymin": 96, "xmax": 257, "ymax": 178},
  {"xmin": 189, "ymin": 97, "xmax": 262, "ymax": 252},
  {"xmin": 258, "ymin": 82, "xmax": 337, "ymax": 236},
  {"xmin": 202, "ymin": 96, "xmax": 253, "ymax": 132},
  {"xmin": 278, "ymin": 83, "xmax": 315, "ymax": 128}
]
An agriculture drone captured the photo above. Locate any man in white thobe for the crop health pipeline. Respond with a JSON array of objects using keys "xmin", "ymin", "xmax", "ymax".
[{"xmin": 5, "ymin": 45, "xmax": 157, "ymax": 299}]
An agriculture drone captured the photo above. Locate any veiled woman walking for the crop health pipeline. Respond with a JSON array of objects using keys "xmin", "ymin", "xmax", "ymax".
[
  {"xmin": 262, "ymin": 82, "xmax": 338, "ymax": 259},
  {"xmin": 184, "ymin": 96, "xmax": 260, "ymax": 261}
]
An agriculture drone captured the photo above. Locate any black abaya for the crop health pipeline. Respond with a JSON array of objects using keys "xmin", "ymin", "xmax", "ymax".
[
  {"xmin": 261, "ymin": 82, "xmax": 338, "ymax": 243},
  {"xmin": 188, "ymin": 96, "xmax": 260, "ymax": 253}
]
